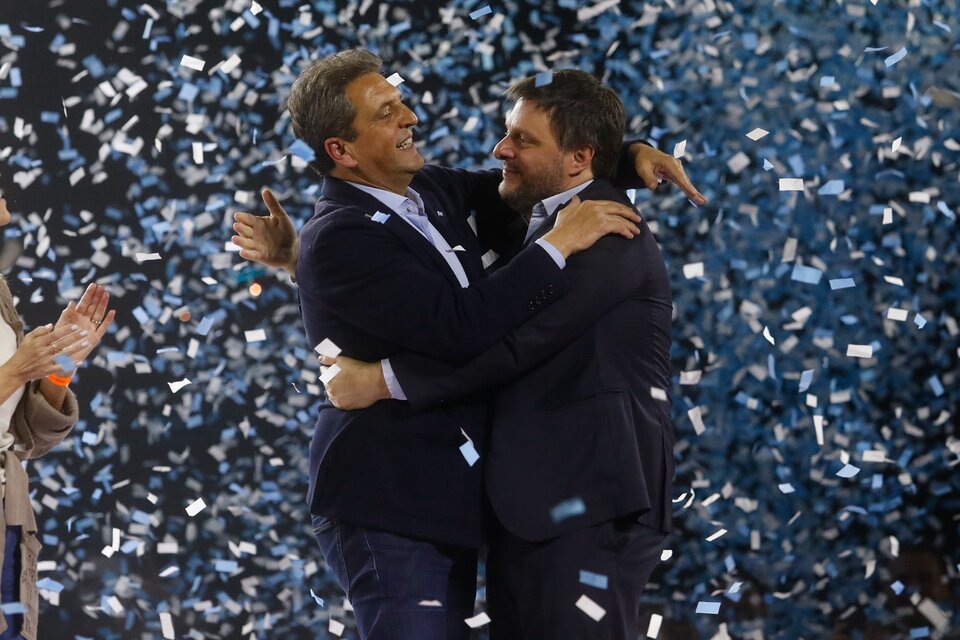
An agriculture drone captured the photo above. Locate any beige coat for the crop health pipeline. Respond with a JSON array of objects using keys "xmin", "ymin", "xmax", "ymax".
[{"xmin": 0, "ymin": 277, "xmax": 78, "ymax": 639}]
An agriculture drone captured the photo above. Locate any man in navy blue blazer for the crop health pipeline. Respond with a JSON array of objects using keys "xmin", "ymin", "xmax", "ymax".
[
  {"xmin": 229, "ymin": 49, "xmax": 701, "ymax": 640},
  {"xmin": 321, "ymin": 70, "xmax": 683, "ymax": 639}
]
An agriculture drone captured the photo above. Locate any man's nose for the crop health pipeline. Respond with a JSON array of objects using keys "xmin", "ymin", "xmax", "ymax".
[{"xmin": 493, "ymin": 136, "xmax": 512, "ymax": 160}]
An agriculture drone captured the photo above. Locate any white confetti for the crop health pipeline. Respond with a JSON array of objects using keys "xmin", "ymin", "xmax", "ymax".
[
  {"xmin": 846, "ymin": 344, "xmax": 874, "ymax": 358},
  {"xmin": 459, "ymin": 428, "xmax": 480, "ymax": 467},
  {"xmin": 180, "ymin": 55, "xmax": 205, "ymax": 71},
  {"xmin": 185, "ymin": 498, "xmax": 206, "ymax": 517},
  {"xmin": 779, "ymin": 178, "xmax": 804, "ymax": 191},
  {"xmin": 134, "ymin": 252, "xmax": 162, "ymax": 263},
  {"xmin": 886, "ymin": 308, "xmax": 908, "ymax": 321},
  {"xmin": 575, "ymin": 594, "xmax": 606, "ymax": 621},
  {"xmin": 319, "ymin": 364, "xmax": 341, "ymax": 384},
  {"xmin": 385, "ymin": 72, "xmax": 405, "ymax": 86},
  {"xmin": 168, "ymin": 378, "xmax": 191, "ymax": 393},
  {"xmin": 646, "ymin": 613, "xmax": 663, "ymax": 638},
  {"xmin": 892, "ymin": 137, "xmax": 902, "ymax": 153},
  {"xmin": 650, "ymin": 387, "xmax": 668, "ymax": 401},
  {"xmin": 465, "ymin": 612, "xmax": 491, "ymax": 628},
  {"xmin": 746, "ymin": 128, "xmax": 769, "ymax": 141},
  {"xmin": 705, "ymin": 528, "xmax": 727, "ymax": 542},
  {"xmin": 328, "ymin": 619, "xmax": 345, "ymax": 636},
  {"xmin": 673, "ymin": 140, "xmax": 686, "ymax": 159},
  {"xmin": 159, "ymin": 612, "xmax": 175, "ymax": 639},
  {"xmin": 683, "ymin": 262, "xmax": 704, "ymax": 279},
  {"xmin": 314, "ymin": 338, "xmax": 342, "ymax": 358},
  {"xmin": 244, "ymin": 329, "xmax": 266, "ymax": 343}
]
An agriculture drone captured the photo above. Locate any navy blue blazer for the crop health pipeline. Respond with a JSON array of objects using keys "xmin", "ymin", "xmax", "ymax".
[
  {"xmin": 296, "ymin": 165, "xmax": 568, "ymax": 547},
  {"xmin": 391, "ymin": 179, "xmax": 675, "ymax": 541}
]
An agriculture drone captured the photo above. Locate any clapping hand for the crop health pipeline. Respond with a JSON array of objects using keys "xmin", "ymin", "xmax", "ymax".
[{"xmin": 53, "ymin": 283, "xmax": 115, "ymax": 371}]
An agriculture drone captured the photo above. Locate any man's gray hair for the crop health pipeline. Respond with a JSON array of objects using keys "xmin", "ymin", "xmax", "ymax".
[{"xmin": 287, "ymin": 49, "xmax": 383, "ymax": 175}]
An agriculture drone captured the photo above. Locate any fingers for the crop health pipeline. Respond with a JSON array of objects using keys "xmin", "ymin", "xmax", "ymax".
[
  {"xmin": 658, "ymin": 160, "xmax": 708, "ymax": 205},
  {"xmin": 232, "ymin": 220, "xmax": 256, "ymax": 237},
  {"xmin": 231, "ymin": 235, "xmax": 258, "ymax": 252},
  {"xmin": 233, "ymin": 212, "xmax": 259, "ymax": 228},
  {"xmin": 318, "ymin": 355, "xmax": 337, "ymax": 366},
  {"xmin": 90, "ymin": 288, "xmax": 110, "ymax": 323},
  {"xmin": 261, "ymin": 188, "xmax": 289, "ymax": 220},
  {"xmin": 74, "ymin": 284, "xmax": 96, "ymax": 316},
  {"xmin": 637, "ymin": 164, "xmax": 660, "ymax": 192},
  {"xmin": 96, "ymin": 309, "xmax": 116, "ymax": 338}
]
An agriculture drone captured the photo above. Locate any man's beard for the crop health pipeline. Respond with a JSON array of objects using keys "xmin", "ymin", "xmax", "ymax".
[{"xmin": 499, "ymin": 159, "xmax": 565, "ymax": 221}]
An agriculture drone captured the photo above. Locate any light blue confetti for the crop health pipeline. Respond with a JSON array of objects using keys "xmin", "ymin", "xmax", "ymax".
[
  {"xmin": 469, "ymin": 5, "xmax": 492, "ymax": 19},
  {"xmin": 891, "ymin": 580, "xmax": 905, "ymax": 595},
  {"xmin": 54, "ymin": 353, "xmax": 76, "ymax": 372},
  {"xmin": 459, "ymin": 440, "xmax": 479, "ymax": 467},
  {"xmin": 696, "ymin": 601, "xmax": 721, "ymax": 614},
  {"xmin": 791, "ymin": 264, "xmax": 823, "ymax": 285},
  {"xmin": 197, "ymin": 316, "xmax": 214, "ymax": 336},
  {"xmin": 535, "ymin": 71, "xmax": 553, "ymax": 87},
  {"xmin": 829, "ymin": 278, "xmax": 855, "ymax": 290},
  {"xmin": 818, "ymin": 180, "xmax": 844, "ymax": 196},
  {"xmin": 309, "ymin": 589, "xmax": 325, "ymax": 607},
  {"xmin": 928, "ymin": 375, "xmax": 944, "ymax": 397},
  {"xmin": 579, "ymin": 570, "xmax": 608, "ymax": 589},
  {"xmin": 0, "ymin": 602, "xmax": 25, "ymax": 615},
  {"xmin": 763, "ymin": 158, "xmax": 773, "ymax": 171},
  {"xmin": 914, "ymin": 314, "xmax": 927, "ymax": 329},
  {"xmin": 36, "ymin": 577, "xmax": 65, "ymax": 593},
  {"xmin": 820, "ymin": 76, "xmax": 834, "ymax": 86},
  {"xmin": 215, "ymin": 559, "xmax": 239, "ymax": 572},
  {"xmin": 884, "ymin": 47, "xmax": 908, "ymax": 67},
  {"xmin": 798, "ymin": 369, "xmax": 814, "ymax": 392},
  {"xmin": 550, "ymin": 497, "xmax": 586, "ymax": 523},
  {"xmin": 371, "ymin": 211, "xmax": 390, "ymax": 224},
  {"xmin": 288, "ymin": 139, "xmax": 315, "ymax": 163},
  {"xmin": 910, "ymin": 627, "xmax": 930, "ymax": 639}
]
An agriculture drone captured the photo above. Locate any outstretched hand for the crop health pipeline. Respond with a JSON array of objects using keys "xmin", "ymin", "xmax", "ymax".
[
  {"xmin": 232, "ymin": 188, "xmax": 299, "ymax": 277},
  {"xmin": 631, "ymin": 143, "xmax": 707, "ymax": 205}
]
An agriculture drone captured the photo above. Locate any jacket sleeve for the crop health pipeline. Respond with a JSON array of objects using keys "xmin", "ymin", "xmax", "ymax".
[
  {"xmin": 391, "ymin": 229, "xmax": 652, "ymax": 410},
  {"xmin": 304, "ymin": 211, "xmax": 568, "ymax": 360},
  {"xmin": 17, "ymin": 380, "xmax": 79, "ymax": 459}
]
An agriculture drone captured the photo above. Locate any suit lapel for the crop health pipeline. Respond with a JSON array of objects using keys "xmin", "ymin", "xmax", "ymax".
[{"xmin": 319, "ymin": 177, "xmax": 478, "ymax": 287}]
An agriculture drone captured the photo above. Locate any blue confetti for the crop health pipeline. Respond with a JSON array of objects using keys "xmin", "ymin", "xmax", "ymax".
[
  {"xmin": 469, "ymin": 5, "xmax": 493, "ymax": 19},
  {"xmin": 288, "ymin": 139, "xmax": 316, "ymax": 163},
  {"xmin": 829, "ymin": 278, "xmax": 855, "ymax": 290},
  {"xmin": 550, "ymin": 497, "xmax": 586, "ymax": 523},
  {"xmin": 535, "ymin": 71, "xmax": 553, "ymax": 87},
  {"xmin": 884, "ymin": 46, "xmax": 908, "ymax": 67},
  {"xmin": 579, "ymin": 570, "xmax": 608, "ymax": 589},
  {"xmin": 818, "ymin": 180, "xmax": 844, "ymax": 196},
  {"xmin": 791, "ymin": 264, "xmax": 823, "ymax": 285}
]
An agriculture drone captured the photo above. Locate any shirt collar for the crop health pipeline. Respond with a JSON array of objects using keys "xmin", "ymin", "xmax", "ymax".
[
  {"xmin": 538, "ymin": 179, "xmax": 594, "ymax": 218},
  {"xmin": 347, "ymin": 181, "xmax": 425, "ymax": 215}
]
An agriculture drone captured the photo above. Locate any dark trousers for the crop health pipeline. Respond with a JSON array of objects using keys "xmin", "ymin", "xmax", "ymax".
[
  {"xmin": 0, "ymin": 526, "xmax": 22, "ymax": 640},
  {"xmin": 487, "ymin": 517, "xmax": 668, "ymax": 640},
  {"xmin": 313, "ymin": 517, "xmax": 478, "ymax": 640}
]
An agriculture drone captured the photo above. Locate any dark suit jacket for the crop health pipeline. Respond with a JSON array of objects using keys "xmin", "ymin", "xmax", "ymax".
[
  {"xmin": 391, "ymin": 179, "xmax": 675, "ymax": 541},
  {"xmin": 296, "ymin": 165, "xmax": 567, "ymax": 547}
]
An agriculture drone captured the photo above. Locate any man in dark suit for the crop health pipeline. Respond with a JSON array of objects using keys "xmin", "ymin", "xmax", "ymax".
[
  {"xmin": 246, "ymin": 49, "xmax": 685, "ymax": 639},
  {"xmin": 321, "ymin": 70, "xmax": 678, "ymax": 639}
]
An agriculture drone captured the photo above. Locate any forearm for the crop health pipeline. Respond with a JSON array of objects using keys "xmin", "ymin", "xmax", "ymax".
[
  {"xmin": 37, "ymin": 377, "xmax": 67, "ymax": 412},
  {"xmin": 0, "ymin": 366, "xmax": 25, "ymax": 406}
]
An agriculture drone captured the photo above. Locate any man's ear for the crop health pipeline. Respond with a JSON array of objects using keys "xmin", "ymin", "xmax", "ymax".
[
  {"xmin": 324, "ymin": 137, "xmax": 358, "ymax": 169},
  {"xmin": 567, "ymin": 145, "xmax": 595, "ymax": 176}
]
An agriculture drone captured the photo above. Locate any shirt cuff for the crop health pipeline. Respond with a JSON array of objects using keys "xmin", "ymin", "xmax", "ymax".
[
  {"xmin": 381, "ymin": 359, "xmax": 407, "ymax": 401},
  {"xmin": 535, "ymin": 238, "xmax": 566, "ymax": 269}
]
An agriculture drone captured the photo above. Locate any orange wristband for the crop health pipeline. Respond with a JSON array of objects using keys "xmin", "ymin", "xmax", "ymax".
[{"xmin": 46, "ymin": 373, "xmax": 74, "ymax": 387}]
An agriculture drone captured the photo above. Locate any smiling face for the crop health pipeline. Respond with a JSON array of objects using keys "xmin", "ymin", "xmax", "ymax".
[
  {"xmin": 493, "ymin": 98, "xmax": 592, "ymax": 217},
  {"xmin": 324, "ymin": 72, "xmax": 424, "ymax": 195}
]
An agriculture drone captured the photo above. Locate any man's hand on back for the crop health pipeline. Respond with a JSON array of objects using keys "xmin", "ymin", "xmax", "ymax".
[{"xmin": 542, "ymin": 196, "xmax": 643, "ymax": 258}]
